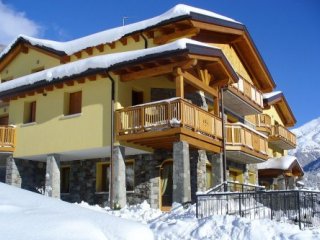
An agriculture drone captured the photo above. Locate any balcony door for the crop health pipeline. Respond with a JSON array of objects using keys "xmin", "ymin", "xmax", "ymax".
[
  {"xmin": 0, "ymin": 115, "xmax": 8, "ymax": 125},
  {"xmin": 160, "ymin": 160, "xmax": 173, "ymax": 211}
]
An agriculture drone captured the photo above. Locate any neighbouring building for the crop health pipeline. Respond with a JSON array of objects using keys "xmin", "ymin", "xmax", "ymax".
[{"xmin": 0, "ymin": 4, "xmax": 300, "ymax": 210}]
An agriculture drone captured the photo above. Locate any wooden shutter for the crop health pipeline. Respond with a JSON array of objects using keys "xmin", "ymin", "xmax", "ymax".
[
  {"xmin": 69, "ymin": 91, "xmax": 82, "ymax": 115},
  {"xmin": 30, "ymin": 101, "xmax": 36, "ymax": 122}
]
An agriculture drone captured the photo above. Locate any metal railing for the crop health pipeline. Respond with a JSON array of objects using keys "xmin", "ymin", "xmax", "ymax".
[
  {"xmin": 206, "ymin": 181, "xmax": 265, "ymax": 193},
  {"xmin": 196, "ymin": 190, "xmax": 320, "ymax": 229}
]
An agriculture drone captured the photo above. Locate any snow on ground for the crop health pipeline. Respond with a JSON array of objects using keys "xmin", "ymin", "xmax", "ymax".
[
  {"xmin": 1, "ymin": 182, "xmax": 320, "ymax": 240},
  {"xmin": 0, "ymin": 183, "xmax": 153, "ymax": 240},
  {"xmin": 79, "ymin": 201, "xmax": 320, "ymax": 240}
]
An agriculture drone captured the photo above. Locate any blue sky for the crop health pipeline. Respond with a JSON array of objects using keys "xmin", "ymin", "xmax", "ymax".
[{"xmin": 0, "ymin": 0, "xmax": 319, "ymax": 127}]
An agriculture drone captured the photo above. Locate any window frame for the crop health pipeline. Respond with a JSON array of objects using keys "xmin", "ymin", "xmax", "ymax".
[
  {"xmin": 24, "ymin": 101, "xmax": 37, "ymax": 124},
  {"xmin": 95, "ymin": 160, "xmax": 135, "ymax": 193},
  {"xmin": 65, "ymin": 91, "xmax": 82, "ymax": 116}
]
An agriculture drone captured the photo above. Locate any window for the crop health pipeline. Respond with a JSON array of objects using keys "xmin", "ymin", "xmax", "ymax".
[
  {"xmin": 66, "ymin": 91, "xmax": 82, "ymax": 115},
  {"xmin": 0, "ymin": 115, "xmax": 8, "ymax": 125},
  {"xmin": 96, "ymin": 160, "xmax": 135, "ymax": 192},
  {"xmin": 60, "ymin": 166, "xmax": 70, "ymax": 194},
  {"xmin": 132, "ymin": 90, "xmax": 143, "ymax": 106},
  {"xmin": 24, "ymin": 101, "xmax": 36, "ymax": 123},
  {"xmin": 96, "ymin": 162, "xmax": 110, "ymax": 192}
]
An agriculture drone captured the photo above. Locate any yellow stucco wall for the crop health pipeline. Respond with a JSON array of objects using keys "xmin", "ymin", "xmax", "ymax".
[
  {"xmin": 212, "ymin": 43, "xmax": 252, "ymax": 84},
  {"xmin": 9, "ymin": 77, "xmax": 111, "ymax": 158},
  {"xmin": 116, "ymin": 75, "xmax": 175, "ymax": 109},
  {"xmin": 0, "ymin": 49, "xmax": 60, "ymax": 81}
]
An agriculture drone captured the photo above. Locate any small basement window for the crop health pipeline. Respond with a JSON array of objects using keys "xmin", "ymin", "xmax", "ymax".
[
  {"xmin": 24, "ymin": 101, "xmax": 36, "ymax": 123},
  {"xmin": 65, "ymin": 91, "xmax": 82, "ymax": 115}
]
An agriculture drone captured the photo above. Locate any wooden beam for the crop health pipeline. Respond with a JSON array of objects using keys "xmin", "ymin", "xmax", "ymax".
[
  {"xmin": 119, "ymin": 37, "xmax": 128, "ymax": 46},
  {"xmin": 55, "ymin": 83, "xmax": 64, "ymax": 89},
  {"xmin": 154, "ymin": 27, "xmax": 200, "ymax": 45},
  {"xmin": 60, "ymin": 56, "xmax": 70, "ymax": 64},
  {"xmin": 108, "ymin": 42, "xmax": 116, "ymax": 49},
  {"xmin": 74, "ymin": 51, "xmax": 82, "ymax": 59},
  {"xmin": 191, "ymin": 20, "xmax": 244, "ymax": 36},
  {"xmin": 119, "ymin": 59, "xmax": 195, "ymax": 82},
  {"xmin": 178, "ymin": 69, "xmax": 218, "ymax": 97},
  {"xmin": 85, "ymin": 47, "xmax": 93, "ymax": 55},
  {"xmin": 87, "ymin": 75, "xmax": 97, "ymax": 81},
  {"xmin": 179, "ymin": 134, "xmax": 221, "ymax": 153},
  {"xmin": 65, "ymin": 80, "xmax": 74, "ymax": 86},
  {"xmin": 96, "ymin": 44, "xmax": 104, "ymax": 52},
  {"xmin": 132, "ymin": 34, "xmax": 140, "ymax": 42},
  {"xmin": 175, "ymin": 70, "xmax": 184, "ymax": 98}
]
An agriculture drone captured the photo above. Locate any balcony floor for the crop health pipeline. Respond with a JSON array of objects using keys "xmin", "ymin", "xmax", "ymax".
[{"xmin": 117, "ymin": 127, "xmax": 222, "ymax": 152}]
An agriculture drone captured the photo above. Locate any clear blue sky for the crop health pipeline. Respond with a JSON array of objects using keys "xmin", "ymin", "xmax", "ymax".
[{"xmin": 1, "ymin": 0, "xmax": 319, "ymax": 127}]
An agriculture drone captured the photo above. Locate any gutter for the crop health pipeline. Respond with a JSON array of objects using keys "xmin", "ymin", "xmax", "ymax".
[{"xmin": 106, "ymin": 71, "xmax": 115, "ymax": 209}]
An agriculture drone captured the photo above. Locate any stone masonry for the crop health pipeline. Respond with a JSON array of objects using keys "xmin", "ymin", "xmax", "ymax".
[{"xmin": 173, "ymin": 141, "xmax": 191, "ymax": 203}]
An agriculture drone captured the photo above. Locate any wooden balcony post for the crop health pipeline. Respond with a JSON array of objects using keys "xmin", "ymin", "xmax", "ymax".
[{"xmin": 175, "ymin": 68, "xmax": 184, "ymax": 98}]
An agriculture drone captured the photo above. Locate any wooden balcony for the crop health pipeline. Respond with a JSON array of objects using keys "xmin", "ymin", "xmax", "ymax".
[
  {"xmin": 0, "ymin": 126, "xmax": 15, "ymax": 152},
  {"xmin": 225, "ymin": 123, "xmax": 268, "ymax": 163},
  {"xmin": 269, "ymin": 125, "xmax": 296, "ymax": 150},
  {"xmin": 116, "ymin": 98, "xmax": 223, "ymax": 152},
  {"xmin": 253, "ymin": 114, "xmax": 272, "ymax": 135},
  {"xmin": 224, "ymin": 78, "xmax": 263, "ymax": 116}
]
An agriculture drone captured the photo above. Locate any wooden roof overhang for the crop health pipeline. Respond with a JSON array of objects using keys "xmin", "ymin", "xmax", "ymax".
[
  {"xmin": 0, "ymin": 37, "xmax": 66, "ymax": 72},
  {"xmin": 258, "ymin": 160, "xmax": 304, "ymax": 178},
  {"xmin": 0, "ymin": 43, "xmax": 238, "ymax": 102},
  {"xmin": 264, "ymin": 92, "xmax": 296, "ymax": 127},
  {"xmin": 141, "ymin": 12, "xmax": 276, "ymax": 92},
  {"xmin": 110, "ymin": 43, "xmax": 239, "ymax": 95}
]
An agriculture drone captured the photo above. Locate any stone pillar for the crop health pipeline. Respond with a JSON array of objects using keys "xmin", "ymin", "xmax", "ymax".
[
  {"xmin": 287, "ymin": 177, "xmax": 295, "ymax": 189},
  {"xmin": 211, "ymin": 153, "xmax": 223, "ymax": 187},
  {"xmin": 173, "ymin": 141, "xmax": 191, "ymax": 203},
  {"xmin": 111, "ymin": 146, "xmax": 126, "ymax": 208},
  {"xmin": 5, "ymin": 156, "xmax": 21, "ymax": 187},
  {"xmin": 197, "ymin": 150, "xmax": 207, "ymax": 193},
  {"xmin": 45, "ymin": 154, "xmax": 60, "ymax": 198}
]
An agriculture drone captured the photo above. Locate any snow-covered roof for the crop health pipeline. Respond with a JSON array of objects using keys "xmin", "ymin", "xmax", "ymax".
[
  {"xmin": 0, "ymin": 4, "xmax": 240, "ymax": 59},
  {"xmin": 257, "ymin": 155, "xmax": 303, "ymax": 171},
  {"xmin": 263, "ymin": 91, "xmax": 282, "ymax": 100},
  {"xmin": 0, "ymin": 39, "xmax": 217, "ymax": 95}
]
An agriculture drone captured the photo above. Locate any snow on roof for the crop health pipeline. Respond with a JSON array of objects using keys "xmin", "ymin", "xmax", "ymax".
[
  {"xmin": 263, "ymin": 91, "xmax": 282, "ymax": 100},
  {"xmin": 0, "ymin": 4, "xmax": 240, "ymax": 59},
  {"xmin": 257, "ymin": 155, "xmax": 302, "ymax": 170},
  {"xmin": 0, "ymin": 39, "xmax": 216, "ymax": 94}
]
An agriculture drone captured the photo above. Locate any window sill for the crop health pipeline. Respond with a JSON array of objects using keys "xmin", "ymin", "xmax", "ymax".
[
  {"xmin": 21, "ymin": 122, "xmax": 37, "ymax": 127},
  {"xmin": 95, "ymin": 191, "xmax": 135, "ymax": 194},
  {"xmin": 60, "ymin": 113, "xmax": 82, "ymax": 120}
]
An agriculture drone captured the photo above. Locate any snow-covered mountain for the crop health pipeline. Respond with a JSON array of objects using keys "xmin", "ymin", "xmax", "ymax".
[
  {"xmin": 290, "ymin": 117, "xmax": 320, "ymax": 172},
  {"xmin": 289, "ymin": 117, "xmax": 320, "ymax": 188}
]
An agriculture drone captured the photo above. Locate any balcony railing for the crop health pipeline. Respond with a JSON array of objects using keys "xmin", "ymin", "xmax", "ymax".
[
  {"xmin": 253, "ymin": 114, "xmax": 271, "ymax": 134},
  {"xmin": 231, "ymin": 78, "xmax": 264, "ymax": 109},
  {"xmin": 270, "ymin": 125, "xmax": 296, "ymax": 149},
  {"xmin": 116, "ymin": 98, "xmax": 223, "ymax": 140},
  {"xmin": 0, "ymin": 125, "xmax": 15, "ymax": 152},
  {"xmin": 225, "ymin": 123, "xmax": 268, "ymax": 159}
]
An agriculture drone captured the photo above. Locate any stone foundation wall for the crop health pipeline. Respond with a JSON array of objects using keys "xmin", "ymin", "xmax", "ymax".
[{"xmin": 6, "ymin": 158, "xmax": 46, "ymax": 193}]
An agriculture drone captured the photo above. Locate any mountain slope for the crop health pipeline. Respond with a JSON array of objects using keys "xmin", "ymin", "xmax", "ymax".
[{"xmin": 290, "ymin": 117, "xmax": 320, "ymax": 171}]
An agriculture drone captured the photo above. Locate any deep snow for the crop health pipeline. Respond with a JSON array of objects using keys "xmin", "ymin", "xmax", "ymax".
[
  {"xmin": 1, "ymin": 183, "xmax": 320, "ymax": 240},
  {"xmin": 0, "ymin": 183, "xmax": 153, "ymax": 240}
]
